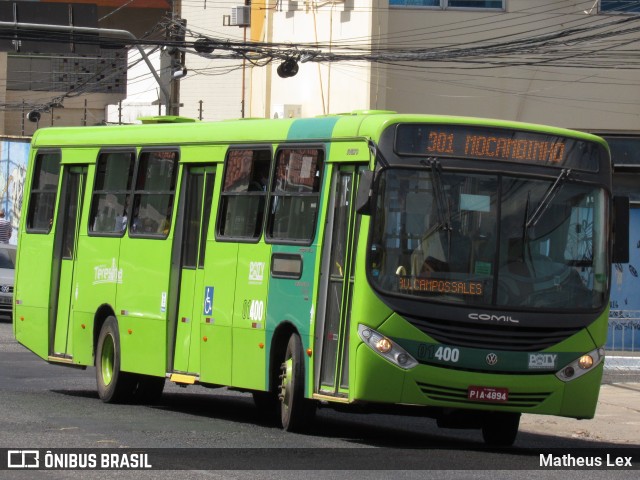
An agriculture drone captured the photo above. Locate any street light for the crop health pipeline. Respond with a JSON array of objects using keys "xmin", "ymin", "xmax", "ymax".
[
  {"xmin": 277, "ymin": 58, "xmax": 299, "ymax": 78},
  {"xmin": 26, "ymin": 111, "xmax": 41, "ymax": 123},
  {"xmin": 172, "ymin": 66, "xmax": 188, "ymax": 79}
]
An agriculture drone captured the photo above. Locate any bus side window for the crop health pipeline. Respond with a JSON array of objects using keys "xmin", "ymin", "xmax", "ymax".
[
  {"xmin": 26, "ymin": 151, "xmax": 61, "ymax": 233},
  {"xmin": 217, "ymin": 149, "xmax": 271, "ymax": 240},
  {"xmin": 130, "ymin": 150, "xmax": 178, "ymax": 238},
  {"xmin": 89, "ymin": 151, "xmax": 135, "ymax": 236},
  {"xmin": 266, "ymin": 148, "xmax": 323, "ymax": 244}
]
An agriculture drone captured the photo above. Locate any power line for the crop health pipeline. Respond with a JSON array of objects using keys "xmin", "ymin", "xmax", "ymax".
[{"xmin": 5, "ymin": 2, "xmax": 640, "ymax": 115}]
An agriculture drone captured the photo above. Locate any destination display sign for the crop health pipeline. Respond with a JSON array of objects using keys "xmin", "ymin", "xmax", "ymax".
[
  {"xmin": 394, "ymin": 124, "xmax": 605, "ymax": 171},
  {"xmin": 398, "ymin": 276, "xmax": 484, "ymax": 296}
]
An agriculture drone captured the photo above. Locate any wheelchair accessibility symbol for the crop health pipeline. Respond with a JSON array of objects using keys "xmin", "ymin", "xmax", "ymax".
[{"xmin": 203, "ymin": 286, "xmax": 214, "ymax": 315}]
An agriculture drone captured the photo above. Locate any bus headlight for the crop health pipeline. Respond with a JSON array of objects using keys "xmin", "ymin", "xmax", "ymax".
[
  {"xmin": 358, "ymin": 324, "xmax": 418, "ymax": 370},
  {"xmin": 556, "ymin": 348, "xmax": 604, "ymax": 382},
  {"xmin": 578, "ymin": 355, "xmax": 594, "ymax": 370}
]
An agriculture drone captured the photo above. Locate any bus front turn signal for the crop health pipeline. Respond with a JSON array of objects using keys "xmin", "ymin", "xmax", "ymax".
[{"xmin": 358, "ymin": 324, "xmax": 418, "ymax": 370}]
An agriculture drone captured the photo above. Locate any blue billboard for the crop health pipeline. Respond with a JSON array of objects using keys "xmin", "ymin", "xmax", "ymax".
[{"xmin": 0, "ymin": 137, "xmax": 30, "ymax": 245}]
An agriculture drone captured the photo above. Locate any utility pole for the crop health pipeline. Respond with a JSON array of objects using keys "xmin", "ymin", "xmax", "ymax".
[
  {"xmin": 167, "ymin": 1, "xmax": 185, "ymax": 116},
  {"xmin": 240, "ymin": 0, "xmax": 250, "ymax": 118}
]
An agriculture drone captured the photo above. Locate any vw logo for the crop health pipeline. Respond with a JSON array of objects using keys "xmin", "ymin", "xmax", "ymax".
[
  {"xmin": 0, "ymin": 285, "xmax": 9, "ymax": 293},
  {"xmin": 486, "ymin": 353, "xmax": 498, "ymax": 366}
]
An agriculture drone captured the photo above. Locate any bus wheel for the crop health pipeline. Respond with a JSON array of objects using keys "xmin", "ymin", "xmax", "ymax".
[
  {"xmin": 481, "ymin": 412, "xmax": 520, "ymax": 447},
  {"xmin": 278, "ymin": 333, "xmax": 315, "ymax": 432},
  {"xmin": 95, "ymin": 316, "xmax": 135, "ymax": 403}
]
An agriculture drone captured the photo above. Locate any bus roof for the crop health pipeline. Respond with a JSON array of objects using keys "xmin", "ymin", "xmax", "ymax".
[{"xmin": 29, "ymin": 112, "xmax": 608, "ymax": 150}]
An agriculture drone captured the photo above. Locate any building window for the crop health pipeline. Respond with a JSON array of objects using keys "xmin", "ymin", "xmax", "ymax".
[
  {"xmin": 601, "ymin": 1, "xmax": 640, "ymax": 13},
  {"xmin": 89, "ymin": 151, "xmax": 135, "ymax": 235},
  {"xmin": 217, "ymin": 149, "xmax": 271, "ymax": 240},
  {"xmin": 389, "ymin": 0, "xmax": 504, "ymax": 8},
  {"xmin": 130, "ymin": 150, "xmax": 178, "ymax": 238},
  {"xmin": 266, "ymin": 148, "xmax": 323, "ymax": 244},
  {"xmin": 26, "ymin": 151, "xmax": 61, "ymax": 233}
]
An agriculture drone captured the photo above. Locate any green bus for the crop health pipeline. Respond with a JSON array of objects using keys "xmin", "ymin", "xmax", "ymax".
[{"xmin": 13, "ymin": 111, "xmax": 627, "ymax": 446}]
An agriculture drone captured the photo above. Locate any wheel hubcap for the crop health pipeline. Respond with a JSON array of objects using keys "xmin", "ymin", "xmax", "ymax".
[{"xmin": 101, "ymin": 334, "xmax": 115, "ymax": 386}]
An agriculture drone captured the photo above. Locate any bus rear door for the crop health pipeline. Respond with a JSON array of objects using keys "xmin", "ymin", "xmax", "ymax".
[
  {"xmin": 51, "ymin": 165, "xmax": 87, "ymax": 361},
  {"xmin": 171, "ymin": 165, "xmax": 215, "ymax": 375}
]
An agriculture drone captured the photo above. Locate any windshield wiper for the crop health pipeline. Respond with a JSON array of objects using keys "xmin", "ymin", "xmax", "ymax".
[
  {"xmin": 415, "ymin": 158, "xmax": 454, "ymax": 258},
  {"xmin": 521, "ymin": 191, "xmax": 535, "ymax": 268},
  {"xmin": 423, "ymin": 158, "xmax": 452, "ymax": 234},
  {"xmin": 526, "ymin": 168, "xmax": 571, "ymax": 229}
]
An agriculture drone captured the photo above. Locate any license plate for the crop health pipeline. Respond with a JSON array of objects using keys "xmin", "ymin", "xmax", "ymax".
[
  {"xmin": 0, "ymin": 297, "xmax": 11, "ymax": 304},
  {"xmin": 468, "ymin": 385, "xmax": 509, "ymax": 403}
]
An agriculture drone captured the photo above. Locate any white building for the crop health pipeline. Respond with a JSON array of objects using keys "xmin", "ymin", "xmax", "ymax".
[
  {"xmin": 104, "ymin": 3, "xmax": 248, "ymax": 123},
  {"xmin": 173, "ymin": 2, "xmax": 247, "ymax": 121}
]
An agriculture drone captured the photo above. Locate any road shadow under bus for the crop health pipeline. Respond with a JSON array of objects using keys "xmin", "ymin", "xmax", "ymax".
[{"xmin": 51, "ymin": 381, "xmax": 635, "ymax": 452}]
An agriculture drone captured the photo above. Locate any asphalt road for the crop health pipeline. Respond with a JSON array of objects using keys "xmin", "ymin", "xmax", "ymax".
[{"xmin": 0, "ymin": 320, "xmax": 636, "ymax": 480}]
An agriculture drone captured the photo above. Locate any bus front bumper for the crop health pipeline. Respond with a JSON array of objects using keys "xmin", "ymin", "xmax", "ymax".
[{"xmin": 352, "ymin": 343, "xmax": 603, "ymax": 420}]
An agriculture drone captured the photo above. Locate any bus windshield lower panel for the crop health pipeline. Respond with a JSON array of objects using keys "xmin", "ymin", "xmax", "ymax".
[{"xmin": 368, "ymin": 168, "xmax": 608, "ymax": 311}]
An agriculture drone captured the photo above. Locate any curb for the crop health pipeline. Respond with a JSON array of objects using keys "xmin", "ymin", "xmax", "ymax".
[{"xmin": 602, "ymin": 356, "xmax": 640, "ymax": 384}]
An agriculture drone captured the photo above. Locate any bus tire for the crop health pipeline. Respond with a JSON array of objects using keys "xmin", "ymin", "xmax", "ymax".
[
  {"xmin": 279, "ymin": 333, "xmax": 315, "ymax": 432},
  {"xmin": 95, "ymin": 316, "xmax": 135, "ymax": 403},
  {"xmin": 481, "ymin": 412, "xmax": 520, "ymax": 447}
]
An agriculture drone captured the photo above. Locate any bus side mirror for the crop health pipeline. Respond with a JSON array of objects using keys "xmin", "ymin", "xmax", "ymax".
[
  {"xmin": 355, "ymin": 170, "xmax": 374, "ymax": 215},
  {"xmin": 612, "ymin": 196, "xmax": 629, "ymax": 264}
]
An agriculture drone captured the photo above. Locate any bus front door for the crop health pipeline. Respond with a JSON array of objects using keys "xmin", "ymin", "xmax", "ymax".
[
  {"xmin": 315, "ymin": 165, "xmax": 362, "ymax": 397},
  {"xmin": 51, "ymin": 165, "xmax": 87, "ymax": 360},
  {"xmin": 171, "ymin": 165, "xmax": 215, "ymax": 375}
]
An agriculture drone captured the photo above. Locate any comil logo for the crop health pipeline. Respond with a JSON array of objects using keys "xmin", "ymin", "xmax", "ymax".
[
  {"xmin": 468, "ymin": 313, "xmax": 520, "ymax": 324},
  {"xmin": 8, "ymin": 450, "xmax": 39, "ymax": 468}
]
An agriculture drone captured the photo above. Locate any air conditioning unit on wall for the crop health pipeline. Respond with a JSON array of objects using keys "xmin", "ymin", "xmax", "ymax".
[{"xmin": 231, "ymin": 6, "xmax": 250, "ymax": 27}]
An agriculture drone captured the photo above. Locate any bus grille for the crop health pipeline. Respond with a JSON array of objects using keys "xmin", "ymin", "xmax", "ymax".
[
  {"xmin": 417, "ymin": 382, "xmax": 551, "ymax": 408},
  {"xmin": 406, "ymin": 315, "xmax": 581, "ymax": 352}
]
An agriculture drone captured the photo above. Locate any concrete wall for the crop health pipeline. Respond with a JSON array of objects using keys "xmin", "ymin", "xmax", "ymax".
[
  {"xmin": 384, "ymin": 0, "xmax": 640, "ymax": 131},
  {"xmin": 0, "ymin": 3, "xmax": 168, "ymax": 134},
  {"xmin": 4, "ymin": 91, "xmax": 122, "ymax": 136},
  {"xmin": 259, "ymin": 0, "xmax": 640, "ymax": 132}
]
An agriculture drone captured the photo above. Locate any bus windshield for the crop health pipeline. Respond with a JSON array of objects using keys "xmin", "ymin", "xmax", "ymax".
[{"xmin": 368, "ymin": 168, "xmax": 609, "ymax": 311}]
